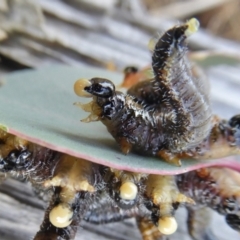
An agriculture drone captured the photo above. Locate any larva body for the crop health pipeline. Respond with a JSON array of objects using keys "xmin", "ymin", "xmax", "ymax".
[
  {"xmin": 1, "ymin": 129, "xmax": 240, "ymax": 239},
  {"xmin": 1, "ymin": 18, "xmax": 240, "ymax": 240},
  {"xmin": 74, "ymin": 19, "xmax": 240, "ymax": 165}
]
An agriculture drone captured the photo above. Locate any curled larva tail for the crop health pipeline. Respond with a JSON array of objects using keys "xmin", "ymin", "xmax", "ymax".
[
  {"xmin": 151, "ymin": 18, "xmax": 212, "ymax": 151},
  {"xmin": 75, "ymin": 19, "xmax": 215, "ymax": 164}
]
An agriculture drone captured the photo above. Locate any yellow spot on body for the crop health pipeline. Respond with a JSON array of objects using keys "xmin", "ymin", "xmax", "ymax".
[
  {"xmin": 79, "ymin": 180, "xmax": 95, "ymax": 192},
  {"xmin": 74, "ymin": 78, "xmax": 92, "ymax": 97},
  {"xmin": 0, "ymin": 125, "xmax": 8, "ymax": 132},
  {"xmin": 119, "ymin": 137, "xmax": 132, "ymax": 155},
  {"xmin": 80, "ymin": 113, "xmax": 100, "ymax": 123},
  {"xmin": 74, "ymin": 100, "xmax": 102, "ymax": 123},
  {"xmin": 158, "ymin": 217, "xmax": 178, "ymax": 235},
  {"xmin": 120, "ymin": 181, "xmax": 138, "ymax": 200},
  {"xmin": 146, "ymin": 174, "xmax": 194, "ymax": 220},
  {"xmin": 185, "ymin": 18, "xmax": 200, "ymax": 37},
  {"xmin": 44, "ymin": 156, "xmax": 95, "ymax": 193},
  {"xmin": 14, "ymin": 137, "xmax": 28, "ymax": 149},
  {"xmin": 148, "ymin": 37, "xmax": 157, "ymax": 52},
  {"xmin": 74, "ymin": 101, "xmax": 94, "ymax": 112},
  {"xmin": 157, "ymin": 150, "xmax": 182, "ymax": 166},
  {"xmin": 49, "ymin": 204, "xmax": 73, "ymax": 228},
  {"xmin": 0, "ymin": 128, "xmax": 8, "ymax": 141}
]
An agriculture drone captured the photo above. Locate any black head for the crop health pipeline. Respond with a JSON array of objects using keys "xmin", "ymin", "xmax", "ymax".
[
  {"xmin": 229, "ymin": 115, "xmax": 240, "ymax": 129},
  {"xmin": 229, "ymin": 114, "xmax": 240, "ymax": 146},
  {"xmin": 85, "ymin": 78, "xmax": 115, "ymax": 98},
  {"xmin": 123, "ymin": 66, "xmax": 138, "ymax": 75},
  {"xmin": 0, "ymin": 149, "xmax": 31, "ymax": 172}
]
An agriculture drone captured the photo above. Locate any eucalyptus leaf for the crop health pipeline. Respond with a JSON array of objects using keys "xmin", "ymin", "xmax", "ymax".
[
  {"xmin": 0, "ymin": 66, "xmax": 239, "ymax": 175},
  {"xmin": 190, "ymin": 51, "xmax": 240, "ymax": 68}
]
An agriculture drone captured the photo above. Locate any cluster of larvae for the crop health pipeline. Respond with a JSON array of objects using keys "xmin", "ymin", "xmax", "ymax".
[
  {"xmin": 74, "ymin": 18, "xmax": 240, "ymax": 167},
  {"xmin": 0, "ymin": 18, "xmax": 240, "ymax": 240},
  {"xmin": 1, "ymin": 129, "xmax": 240, "ymax": 240}
]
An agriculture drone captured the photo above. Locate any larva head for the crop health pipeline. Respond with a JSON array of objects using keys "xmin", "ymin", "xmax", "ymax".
[
  {"xmin": 74, "ymin": 78, "xmax": 115, "ymax": 98},
  {"xmin": 229, "ymin": 114, "xmax": 240, "ymax": 129},
  {"xmin": 0, "ymin": 149, "xmax": 31, "ymax": 172},
  {"xmin": 74, "ymin": 77, "xmax": 123, "ymax": 121},
  {"xmin": 123, "ymin": 66, "xmax": 138, "ymax": 75},
  {"xmin": 229, "ymin": 114, "xmax": 240, "ymax": 146}
]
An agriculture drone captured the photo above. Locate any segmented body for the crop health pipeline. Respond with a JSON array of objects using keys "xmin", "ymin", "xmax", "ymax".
[
  {"xmin": 0, "ymin": 129, "xmax": 182, "ymax": 239},
  {"xmin": 1, "ymin": 129, "xmax": 240, "ymax": 240},
  {"xmin": 1, "ymin": 19, "xmax": 240, "ymax": 240},
  {"xmin": 150, "ymin": 20, "xmax": 211, "ymax": 151},
  {"xmin": 75, "ymin": 19, "xmax": 240, "ymax": 165},
  {"xmin": 102, "ymin": 20, "xmax": 212, "ymax": 154}
]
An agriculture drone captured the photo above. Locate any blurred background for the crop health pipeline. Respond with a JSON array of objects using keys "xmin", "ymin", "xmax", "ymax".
[
  {"xmin": 0, "ymin": 0, "xmax": 240, "ymax": 240},
  {"xmin": 0, "ymin": 0, "xmax": 240, "ymax": 124},
  {"xmin": 1, "ymin": 0, "xmax": 240, "ymax": 72}
]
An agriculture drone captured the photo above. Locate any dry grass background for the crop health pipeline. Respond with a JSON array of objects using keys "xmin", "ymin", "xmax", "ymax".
[
  {"xmin": 1, "ymin": 0, "xmax": 240, "ymax": 71},
  {"xmin": 143, "ymin": 0, "xmax": 240, "ymax": 41}
]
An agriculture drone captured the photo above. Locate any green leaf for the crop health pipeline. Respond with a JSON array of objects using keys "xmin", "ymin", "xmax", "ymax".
[
  {"xmin": 0, "ymin": 66, "xmax": 239, "ymax": 175},
  {"xmin": 0, "ymin": 124, "xmax": 8, "ymax": 132},
  {"xmin": 189, "ymin": 51, "xmax": 240, "ymax": 68}
]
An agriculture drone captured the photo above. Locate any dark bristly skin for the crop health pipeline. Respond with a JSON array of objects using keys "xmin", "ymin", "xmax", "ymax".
[
  {"xmin": 136, "ymin": 217, "xmax": 164, "ymax": 240},
  {"xmin": 177, "ymin": 168, "xmax": 240, "ymax": 233},
  {"xmin": 76, "ymin": 20, "xmax": 240, "ymax": 165},
  {"xmin": 1, "ymin": 19, "xmax": 240, "ymax": 240},
  {"xmin": 34, "ymin": 188, "xmax": 81, "ymax": 240},
  {"xmin": 1, "ymin": 129, "xmax": 240, "ymax": 239},
  {"xmin": 0, "ymin": 130, "xmax": 152, "ymax": 239},
  {"xmin": 150, "ymin": 21, "xmax": 211, "ymax": 151}
]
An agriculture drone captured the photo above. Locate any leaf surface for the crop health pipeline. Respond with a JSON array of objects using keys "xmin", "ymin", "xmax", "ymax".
[{"xmin": 0, "ymin": 66, "xmax": 239, "ymax": 174}]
